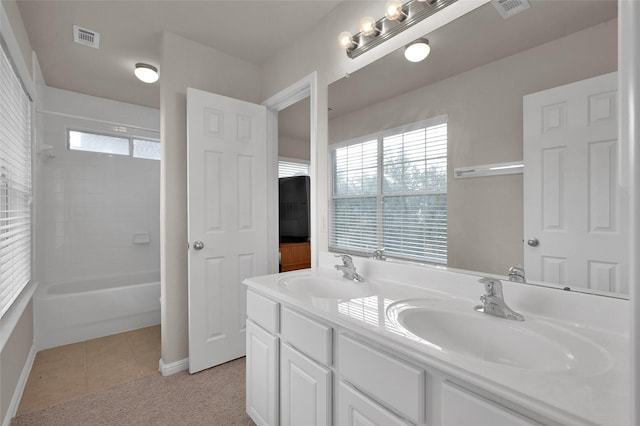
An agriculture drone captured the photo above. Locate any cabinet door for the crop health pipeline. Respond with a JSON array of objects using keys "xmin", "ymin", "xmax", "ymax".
[
  {"xmin": 280, "ymin": 343, "xmax": 331, "ymax": 426},
  {"xmin": 246, "ymin": 320, "xmax": 278, "ymax": 426},
  {"xmin": 338, "ymin": 382, "xmax": 411, "ymax": 426},
  {"xmin": 441, "ymin": 382, "xmax": 541, "ymax": 426}
]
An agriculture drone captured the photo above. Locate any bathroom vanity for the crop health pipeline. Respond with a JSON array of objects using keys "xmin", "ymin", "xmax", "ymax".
[{"xmin": 243, "ymin": 252, "xmax": 629, "ymax": 426}]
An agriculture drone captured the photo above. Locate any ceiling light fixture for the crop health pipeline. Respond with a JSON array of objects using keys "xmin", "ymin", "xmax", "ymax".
[
  {"xmin": 404, "ymin": 38, "xmax": 430, "ymax": 62},
  {"xmin": 134, "ymin": 63, "xmax": 159, "ymax": 84},
  {"xmin": 338, "ymin": 0, "xmax": 456, "ymax": 59}
]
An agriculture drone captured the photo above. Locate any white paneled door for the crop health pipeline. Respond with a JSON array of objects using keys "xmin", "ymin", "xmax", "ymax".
[
  {"xmin": 523, "ymin": 72, "xmax": 627, "ymax": 294},
  {"xmin": 187, "ymin": 88, "xmax": 268, "ymax": 373}
]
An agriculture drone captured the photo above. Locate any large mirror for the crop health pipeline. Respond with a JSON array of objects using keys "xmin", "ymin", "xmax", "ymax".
[{"xmin": 325, "ymin": 0, "xmax": 623, "ymax": 297}]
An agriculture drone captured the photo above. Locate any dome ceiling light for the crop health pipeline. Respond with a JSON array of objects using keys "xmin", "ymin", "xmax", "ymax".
[{"xmin": 134, "ymin": 63, "xmax": 159, "ymax": 84}]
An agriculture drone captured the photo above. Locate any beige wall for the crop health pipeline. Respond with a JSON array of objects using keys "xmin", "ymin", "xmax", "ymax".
[
  {"xmin": 328, "ymin": 20, "xmax": 617, "ymax": 275},
  {"xmin": 1, "ymin": 301, "xmax": 33, "ymax": 423},
  {"xmin": 279, "ymin": 135, "xmax": 310, "ymax": 161},
  {"xmin": 159, "ymin": 32, "xmax": 262, "ymax": 364}
]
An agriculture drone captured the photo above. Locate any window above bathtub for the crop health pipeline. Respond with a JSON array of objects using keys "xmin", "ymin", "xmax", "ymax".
[{"xmin": 68, "ymin": 129, "xmax": 160, "ymax": 161}]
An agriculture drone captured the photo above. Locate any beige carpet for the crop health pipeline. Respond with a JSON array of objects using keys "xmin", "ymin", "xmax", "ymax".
[{"xmin": 11, "ymin": 357, "xmax": 255, "ymax": 426}]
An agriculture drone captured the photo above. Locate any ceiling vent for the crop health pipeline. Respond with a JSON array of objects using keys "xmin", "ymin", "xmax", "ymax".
[
  {"xmin": 491, "ymin": 0, "xmax": 530, "ymax": 19},
  {"xmin": 73, "ymin": 25, "xmax": 100, "ymax": 48}
]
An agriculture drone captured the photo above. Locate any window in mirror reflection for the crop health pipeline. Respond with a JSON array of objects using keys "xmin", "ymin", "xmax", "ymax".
[
  {"xmin": 278, "ymin": 158, "xmax": 309, "ymax": 178},
  {"xmin": 330, "ymin": 116, "xmax": 447, "ymax": 264}
]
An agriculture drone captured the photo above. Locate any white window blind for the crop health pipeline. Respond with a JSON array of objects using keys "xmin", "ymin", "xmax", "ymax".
[
  {"xmin": 0, "ymin": 40, "xmax": 32, "ymax": 317},
  {"xmin": 278, "ymin": 159, "xmax": 309, "ymax": 178},
  {"xmin": 330, "ymin": 118, "xmax": 447, "ymax": 264}
]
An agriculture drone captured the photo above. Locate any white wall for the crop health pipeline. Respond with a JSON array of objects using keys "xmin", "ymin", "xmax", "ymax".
[
  {"xmin": 37, "ymin": 87, "xmax": 160, "ymax": 283},
  {"xmin": 329, "ymin": 20, "xmax": 617, "ymax": 275}
]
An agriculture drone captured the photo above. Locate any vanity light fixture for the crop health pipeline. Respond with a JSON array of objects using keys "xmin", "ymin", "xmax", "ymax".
[
  {"xmin": 404, "ymin": 38, "xmax": 430, "ymax": 62},
  {"xmin": 338, "ymin": 31, "xmax": 357, "ymax": 50},
  {"xmin": 359, "ymin": 16, "xmax": 379, "ymax": 36},
  {"xmin": 385, "ymin": 0, "xmax": 406, "ymax": 21},
  {"xmin": 338, "ymin": 0, "xmax": 457, "ymax": 59},
  {"xmin": 134, "ymin": 63, "xmax": 159, "ymax": 84}
]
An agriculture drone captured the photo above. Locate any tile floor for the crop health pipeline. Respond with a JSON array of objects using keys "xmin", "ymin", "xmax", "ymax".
[{"xmin": 17, "ymin": 325, "xmax": 160, "ymax": 415}]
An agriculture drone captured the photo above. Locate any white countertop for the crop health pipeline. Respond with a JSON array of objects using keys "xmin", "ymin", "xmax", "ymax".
[{"xmin": 244, "ymin": 253, "xmax": 630, "ymax": 425}]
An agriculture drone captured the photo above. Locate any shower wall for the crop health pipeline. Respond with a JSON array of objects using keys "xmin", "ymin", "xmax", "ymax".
[{"xmin": 36, "ymin": 87, "xmax": 160, "ymax": 284}]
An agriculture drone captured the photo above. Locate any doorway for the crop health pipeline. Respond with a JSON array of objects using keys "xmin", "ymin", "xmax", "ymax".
[
  {"xmin": 277, "ymin": 97, "xmax": 311, "ymax": 272},
  {"xmin": 263, "ymin": 72, "xmax": 318, "ymax": 274}
]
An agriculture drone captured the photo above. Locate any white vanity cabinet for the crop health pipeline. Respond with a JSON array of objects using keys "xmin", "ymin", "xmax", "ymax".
[
  {"xmin": 246, "ymin": 290, "xmax": 280, "ymax": 426},
  {"xmin": 246, "ymin": 288, "xmax": 557, "ymax": 426},
  {"xmin": 280, "ymin": 342, "xmax": 331, "ymax": 425},
  {"xmin": 279, "ymin": 305, "xmax": 333, "ymax": 426},
  {"xmin": 246, "ymin": 290, "xmax": 333, "ymax": 426},
  {"xmin": 246, "ymin": 320, "xmax": 279, "ymax": 426}
]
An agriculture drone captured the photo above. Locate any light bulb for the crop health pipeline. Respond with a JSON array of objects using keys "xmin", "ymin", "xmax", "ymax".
[
  {"xmin": 338, "ymin": 31, "xmax": 354, "ymax": 49},
  {"xmin": 134, "ymin": 63, "xmax": 159, "ymax": 83},
  {"xmin": 404, "ymin": 38, "xmax": 430, "ymax": 62},
  {"xmin": 385, "ymin": 0, "xmax": 404, "ymax": 20},
  {"xmin": 359, "ymin": 16, "xmax": 377, "ymax": 36}
]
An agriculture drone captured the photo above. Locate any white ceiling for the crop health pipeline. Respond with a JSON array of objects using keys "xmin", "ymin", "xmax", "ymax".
[{"xmin": 17, "ymin": 0, "xmax": 342, "ymax": 108}]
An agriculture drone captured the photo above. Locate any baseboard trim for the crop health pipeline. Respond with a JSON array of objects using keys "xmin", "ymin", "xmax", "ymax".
[
  {"xmin": 3, "ymin": 344, "xmax": 36, "ymax": 426},
  {"xmin": 159, "ymin": 357, "xmax": 189, "ymax": 376}
]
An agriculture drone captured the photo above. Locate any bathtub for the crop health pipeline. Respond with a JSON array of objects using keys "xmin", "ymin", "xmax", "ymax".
[{"xmin": 35, "ymin": 271, "xmax": 161, "ymax": 350}]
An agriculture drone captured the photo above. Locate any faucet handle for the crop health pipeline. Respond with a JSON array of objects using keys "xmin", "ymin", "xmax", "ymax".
[
  {"xmin": 334, "ymin": 253, "xmax": 354, "ymax": 267},
  {"xmin": 478, "ymin": 277, "xmax": 503, "ymax": 297}
]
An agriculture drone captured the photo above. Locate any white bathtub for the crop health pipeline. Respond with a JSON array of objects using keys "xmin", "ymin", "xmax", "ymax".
[{"xmin": 35, "ymin": 271, "xmax": 161, "ymax": 350}]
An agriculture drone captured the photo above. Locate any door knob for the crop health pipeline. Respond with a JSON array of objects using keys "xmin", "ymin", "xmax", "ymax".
[
  {"xmin": 527, "ymin": 238, "xmax": 539, "ymax": 247},
  {"xmin": 193, "ymin": 241, "xmax": 205, "ymax": 250}
]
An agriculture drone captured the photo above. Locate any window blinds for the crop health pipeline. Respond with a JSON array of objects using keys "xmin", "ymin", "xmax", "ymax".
[
  {"xmin": 278, "ymin": 159, "xmax": 309, "ymax": 178},
  {"xmin": 0, "ymin": 40, "xmax": 32, "ymax": 317},
  {"xmin": 330, "ymin": 120, "xmax": 447, "ymax": 264}
]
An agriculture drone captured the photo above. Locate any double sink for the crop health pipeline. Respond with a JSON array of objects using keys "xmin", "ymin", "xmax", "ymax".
[{"xmin": 278, "ymin": 272, "xmax": 611, "ymax": 375}]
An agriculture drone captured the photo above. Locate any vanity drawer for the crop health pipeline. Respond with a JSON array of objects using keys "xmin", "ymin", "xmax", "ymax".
[
  {"xmin": 338, "ymin": 334, "xmax": 425, "ymax": 424},
  {"xmin": 280, "ymin": 306, "xmax": 333, "ymax": 366},
  {"xmin": 338, "ymin": 381, "xmax": 412, "ymax": 426},
  {"xmin": 247, "ymin": 290, "xmax": 279, "ymax": 333},
  {"xmin": 441, "ymin": 382, "xmax": 540, "ymax": 426}
]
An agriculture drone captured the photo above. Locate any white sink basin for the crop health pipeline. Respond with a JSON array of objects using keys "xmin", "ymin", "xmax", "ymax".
[
  {"xmin": 279, "ymin": 274, "xmax": 378, "ymax": 299},
  {"xmin": 387, "ymin": 299, "xmax": 611, "ymax": 374}
]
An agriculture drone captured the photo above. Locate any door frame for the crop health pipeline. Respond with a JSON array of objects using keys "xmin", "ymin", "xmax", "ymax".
[{"xmin": 262, "ymin": 72, "xmax": 318, "ymax": 273}]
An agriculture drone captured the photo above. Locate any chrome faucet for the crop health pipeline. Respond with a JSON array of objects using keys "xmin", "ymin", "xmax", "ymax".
[
  {"xmin": 474, "ymin": 277, "xmax": 524, "ymax": 321},
  {"xmin": 334, "ymin": 254, "xmax": 364, "ymax": 282},
  {"xmin": 371, "ymin": 248, "xmax": 386, "ymax": 261},
  {"xmin": 508, "ymin": 266, "xmax": 526, "ymax": 283}
]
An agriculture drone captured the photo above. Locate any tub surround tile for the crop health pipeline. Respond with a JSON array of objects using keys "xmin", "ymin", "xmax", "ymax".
[{"xmin": 17, "ymin": 325, "xmax": 160, "ymax": 415}]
